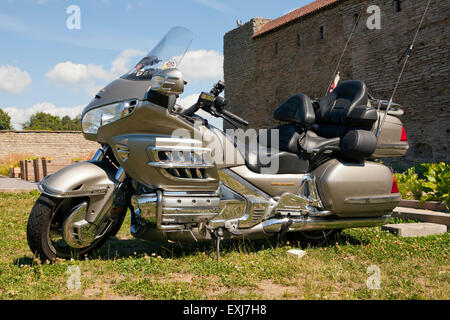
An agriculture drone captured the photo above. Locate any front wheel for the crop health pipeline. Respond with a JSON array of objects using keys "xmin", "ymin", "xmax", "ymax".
[{"xmin": 27, "ymin": 195, "xmax": 126, "ymax": 261}]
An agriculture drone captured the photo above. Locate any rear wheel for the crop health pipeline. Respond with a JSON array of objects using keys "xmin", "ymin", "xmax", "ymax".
[{"xmin": 27, "ymin": 194, "xmax": 126, "ymax": 262}]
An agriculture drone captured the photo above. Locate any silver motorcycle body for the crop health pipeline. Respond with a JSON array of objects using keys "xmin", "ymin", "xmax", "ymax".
[{"xmin": 31, "ymin": 27, "xmax": 409, "ymax": 257}]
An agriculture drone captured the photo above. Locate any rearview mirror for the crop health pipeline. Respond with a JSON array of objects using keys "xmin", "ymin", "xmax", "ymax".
[{"xmin": 149, "ymin": 68, "xmax": 184, "ymax": 96}]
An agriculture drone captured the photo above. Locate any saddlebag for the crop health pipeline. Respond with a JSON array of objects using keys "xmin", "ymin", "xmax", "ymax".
[{"xmin": 313, "ymin": 159, "xmax": 401, "ymax": 218}]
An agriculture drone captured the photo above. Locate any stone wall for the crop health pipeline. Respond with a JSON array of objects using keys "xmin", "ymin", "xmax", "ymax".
[
  {"xmin": 0, "ymin": 130, "xmax": 99, "ymax": 160},
  {"xmin": 223, "ymin": 0, "xmax": 450, "ymax": 165}
]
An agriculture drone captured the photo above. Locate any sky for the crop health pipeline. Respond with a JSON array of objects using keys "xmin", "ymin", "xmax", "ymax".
[{"xmin": 0, "ymin": 0, "xmax": 311, "ymax": 129}]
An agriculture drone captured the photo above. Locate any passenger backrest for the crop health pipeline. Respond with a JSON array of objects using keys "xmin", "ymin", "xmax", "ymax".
[
  {"xmin": 315, "ymin": 80, "xmax": 368, "ymax": 125},
  {"xmin": 312, "ymin": 80, "xmax": 377, "ymax": 138}
]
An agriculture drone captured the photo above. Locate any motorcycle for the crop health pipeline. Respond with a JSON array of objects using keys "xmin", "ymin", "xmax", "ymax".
[{"xmin": 27, "ymin": 27, "xmax": 409, "ymax": 261}]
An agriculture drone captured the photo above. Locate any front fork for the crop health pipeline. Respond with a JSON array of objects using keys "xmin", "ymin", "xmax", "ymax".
[{"xmin": 80, "ymin": 145, "xmax": 127, "ymax": 224}]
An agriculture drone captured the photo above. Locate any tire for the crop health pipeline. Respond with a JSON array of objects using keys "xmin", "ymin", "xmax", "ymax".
[{"xmin": 27, "ymin": 194, "xmax": 126, "ymax": 262}]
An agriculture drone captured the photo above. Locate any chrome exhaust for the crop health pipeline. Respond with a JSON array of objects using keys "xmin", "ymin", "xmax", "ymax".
[{"xmin": 263, "ymin": 215, "xmax": 391, "ymax": 234}]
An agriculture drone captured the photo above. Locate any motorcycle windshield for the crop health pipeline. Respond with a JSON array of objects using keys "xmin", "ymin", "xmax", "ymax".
[{"xmin": 122, "ymin": 26, "xmax": 193, "ymax": 80}]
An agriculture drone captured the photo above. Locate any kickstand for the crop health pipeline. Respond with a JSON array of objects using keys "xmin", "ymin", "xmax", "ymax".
[{"xmin": 214, "ymin": 228, "xmax": 224, "ymax": 262}]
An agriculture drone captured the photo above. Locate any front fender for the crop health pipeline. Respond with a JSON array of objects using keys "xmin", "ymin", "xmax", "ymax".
[
  {"xmin": 38, "ymin": 161, "xmax": 119, "ymax": 224},
  {"xmin": 38, "ymin": 161, "xmax": 116, "ymax": 198}
]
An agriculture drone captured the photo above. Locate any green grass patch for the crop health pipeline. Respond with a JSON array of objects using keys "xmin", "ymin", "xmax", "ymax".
[{"xmin": 0, "ymin": 192, "xmax": 448, "ymax": 300}]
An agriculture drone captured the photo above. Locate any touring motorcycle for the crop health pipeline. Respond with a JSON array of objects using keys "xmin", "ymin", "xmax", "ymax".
[{"xmin": 27, "ymin": 27, "xmax": 409, "ymax": 261}]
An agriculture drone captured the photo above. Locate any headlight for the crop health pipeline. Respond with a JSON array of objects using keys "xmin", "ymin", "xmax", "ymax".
[{"xmin": 82, "ymin": 100, "xmax": 137, "ymax": 134}]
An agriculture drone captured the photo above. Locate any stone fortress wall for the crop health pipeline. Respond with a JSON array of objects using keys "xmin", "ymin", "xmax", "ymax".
[{"xmin": 223, "ymin": 0, "xmax": 450, "ymax": 164}]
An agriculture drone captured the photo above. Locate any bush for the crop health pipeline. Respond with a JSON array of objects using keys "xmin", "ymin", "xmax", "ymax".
[
  {"xmin": 0, "ymin": 154, "xmax": 33, "ymax": 177},
  {"xmin": 394, "ymin": 162, "xmax": 450, "ymax": 210}
]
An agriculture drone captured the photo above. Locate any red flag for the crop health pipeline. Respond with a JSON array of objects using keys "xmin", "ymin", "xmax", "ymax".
[{"xmin": 329, "ymin": 72, "xmax": 341, "ymax": 93}]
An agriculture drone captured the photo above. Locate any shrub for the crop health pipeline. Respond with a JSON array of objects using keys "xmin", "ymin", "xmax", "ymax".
[
  {"xmin": 421, "ymin": 163, "xmax": 450, "ymax": 209},
  {"xmin": 395, "ymin": 162, "xmax": 450, "ymax": 210},
  {"xmin": 0, "ymin": 154, "xmax": 33, "ymax": 177}
]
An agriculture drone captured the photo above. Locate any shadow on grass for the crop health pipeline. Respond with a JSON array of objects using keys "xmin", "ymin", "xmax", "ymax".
[
  {"xmin": 91, "ymin": 229, "xmax": 371, "ymax": 260},
  {"xmin": 11, "ymin": 230, "xmax": 371, "ymax": 264},
  {"xmin": 13, "ymin": 256, "xmax": 35, "ymax": 266}
]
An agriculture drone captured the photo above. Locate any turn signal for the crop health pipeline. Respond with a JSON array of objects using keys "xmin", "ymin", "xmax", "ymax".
[
  {"xmin": 400, "ymin": 126, "xmax": 408, "ymax": 141},
  {"xmin": 391, "ymin": 175, "xmax": 399, "ymax": 194}
]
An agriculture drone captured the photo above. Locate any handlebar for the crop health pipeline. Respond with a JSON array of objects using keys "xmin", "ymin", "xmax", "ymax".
[
  {"xmin": 178, "ymin": 80, "xmax": 248, "ymax": 127},
  {"xmin": 221, "ymin": 109, "xmax": 249, "ymax": 126}
]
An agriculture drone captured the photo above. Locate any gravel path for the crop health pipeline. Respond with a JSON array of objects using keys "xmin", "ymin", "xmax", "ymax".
[{"xmin": 0, "ymin": 176, "xmax": 37, "ymax": 192}]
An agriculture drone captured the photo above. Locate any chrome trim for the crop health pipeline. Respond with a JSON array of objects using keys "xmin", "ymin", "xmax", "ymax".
[
  {"xmin": 220, "ymin": 168, "xmax": 271, "ymax": 199},
  {"xmin": 163, "ymin": 190, "xmax": 220, "ymax": 197},
  {"xmin": 237, "ymin": 195, "xmax": 272, "ymax": 228},
  {"xmin": 120, "ymin": 99, "xmax": 138, "ymax": 119},
  {"xmin": 91, "ymin": 145, "xmax": 109, "ymax": 161},
  {"xmin": 38, "ymin": 178, "xmax": 109, "ymax": 198},
  {"xmin": 147, "ymin": 144, "xmax": 215, "ymax": 182},
  {"xmin": 376, "ymin": 144, "xmax": 409, "ymax": 150},
  {"xmin": 62, "ymin": 202, "xmax": 97, "ymax": 248},
  {"xmin": 148, "ymin": 162, "xmax": 214, "ymax": 169},
  {"xmin": 155, "ymin": 190, "xmax": 184, "ymax": 231},
  {"xmin": 269, "ymin": 175, "xmax": 324, "ymax": 218},
  {"xmin": 296, "ymin": 175, "xmax": 323, "ymax": 208},
  {"xmin": 150, "ymin": 146, "xmax": 211, "ymax": 153},
  {"xmin": 159, "ymin": 168, "xmax": 216, "ymax": 182},
  {"xmin": 309, "ymin": 210, "xmax": 333, "ymax": 217},
  {"xmin": 263, "ymin": 215, "xmax": 391, "ymax": 234},
  {"xmin": 344, "ymin": 194, "xmax": 402, "ymax": 204},
  {"xmin": 115, "ymin": 167, "xmax": 126, "ymax": 183},
  {"xmin": 115, "ymin": 144, "xmax": 130, "ymax": 162}
]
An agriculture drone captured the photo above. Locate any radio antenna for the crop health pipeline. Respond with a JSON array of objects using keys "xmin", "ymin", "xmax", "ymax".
[
  {"xmin": 376, "ymin": 0, "xmax": 432, "ymax": 137},
  {"xmin": 326, "ymin": 2, "xmax": 367, "ymax": 95}
]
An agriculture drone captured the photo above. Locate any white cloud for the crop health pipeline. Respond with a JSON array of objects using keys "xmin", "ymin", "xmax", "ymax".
[
  {"xmin": 177, "ymin": 94, "xmax": 199, "ymax": 109},
  {"xmin": 45, "ymin": 49, "xmax": 145, "ymax": 96},
  {"xmin": 45, "ymin": 61, "xmax": 112, "ymax": 84},
  {"xmin": 4, "ymin": 102, "xmax": 85, "ymax": 130},
  {"xmin": 0, "ymin": 65, "xmax": 32, "ymax": 94},
  {"xmin": 45, "ymin": 48, "xmax": 221, "ymax": 97},
  {"xmin": 178, "ymin": 50, "xmax": 223, "ymax": 81},
  {"xmin": 110, "ymin": 49, "xmax": 145, "ymax": 75}
]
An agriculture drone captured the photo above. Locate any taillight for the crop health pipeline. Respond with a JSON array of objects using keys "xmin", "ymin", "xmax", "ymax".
[
  {"xmin": 400, "ymin": 126, "xmax": 407, "ymax": 141},
  {"xmin": 391, "ymin": 175, "xmax": 399, "ymax": 193}
]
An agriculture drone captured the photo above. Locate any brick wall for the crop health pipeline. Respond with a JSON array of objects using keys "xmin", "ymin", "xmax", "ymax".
[
  {"xmin": 0, "ymin": 130, "xmax": 99, "ymax": 160},
  {"xmin": 223, "ymin": 0, "xmax": 450, "ymax": 164}
]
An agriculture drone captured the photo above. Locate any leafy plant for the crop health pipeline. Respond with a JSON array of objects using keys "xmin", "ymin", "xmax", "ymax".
[
  {"xmin": 395, "ymin": 162, "xmax": 450, "ymax": 210},
  {"xmin": 394, "ymin": 167, "xmax": 424, "ymax": 200},
  {"xmin": 420, "ymin": 163, "xmax": 450, "ymax": 209}
]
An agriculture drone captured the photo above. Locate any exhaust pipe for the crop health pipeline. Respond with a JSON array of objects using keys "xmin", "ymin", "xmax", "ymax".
[{"xmin": 263, "ymin": 215, "xmax": 391, "ymax": 234}]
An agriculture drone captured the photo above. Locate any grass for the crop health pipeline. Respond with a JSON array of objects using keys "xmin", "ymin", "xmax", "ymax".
[{"xmin": 0, "ymin": 191, "xmax": 448, "ymax": 300}]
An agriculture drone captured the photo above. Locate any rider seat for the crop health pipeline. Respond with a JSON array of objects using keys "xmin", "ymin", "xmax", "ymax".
[{"xmin": 243, "ymin": 80, "xmax": 379, "ymax": 174}]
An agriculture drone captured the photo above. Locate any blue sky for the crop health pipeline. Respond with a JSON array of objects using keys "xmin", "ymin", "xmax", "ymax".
[{"xmin": 0, "ymin": 0, "xmax": 311, "ymax": 129}]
